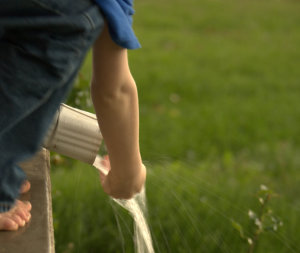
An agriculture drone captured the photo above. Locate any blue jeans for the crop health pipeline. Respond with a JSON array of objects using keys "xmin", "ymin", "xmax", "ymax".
[{"xmin": 0, "ymin": 0, "xmax": 104, "ymax": 212}]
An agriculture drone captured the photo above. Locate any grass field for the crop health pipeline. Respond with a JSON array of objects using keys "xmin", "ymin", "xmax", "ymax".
[{"xmin": 51, "ymin": 0, "xmax": 300, "ymax": 252}]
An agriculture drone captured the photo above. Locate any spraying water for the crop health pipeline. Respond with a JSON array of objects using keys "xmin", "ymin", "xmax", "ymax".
[{"xmin": 93, "ymin": 155, "xmax": 155, "ymax": 253}]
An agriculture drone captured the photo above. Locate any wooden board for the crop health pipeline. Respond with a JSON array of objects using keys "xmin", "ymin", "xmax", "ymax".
[{"xmin": 0, "ymin": 149, "xmax": 54, "ymax": 253}]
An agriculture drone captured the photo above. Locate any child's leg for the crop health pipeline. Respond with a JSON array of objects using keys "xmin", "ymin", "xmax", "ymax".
[
  {"xmin": 0, "ymin": 74, "xmax": 87, "ymax": 229},
  {"xmin": 0, "ymin": 0, "xmax": 104, "ymax": 230}
]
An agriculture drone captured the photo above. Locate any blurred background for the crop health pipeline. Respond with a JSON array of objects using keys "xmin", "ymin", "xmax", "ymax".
[{"xmin": 51, "ymin": 0, "xmax": 300, "ymax": 252}]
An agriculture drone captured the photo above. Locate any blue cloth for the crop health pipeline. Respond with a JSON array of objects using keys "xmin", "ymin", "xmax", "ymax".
[
  {"xmin": 94, "ymin": 0, "xmax": 141, "ymax": 49},
  {"xmin": 0, "ymin": 0, "xmax": 104, "ymax": 212}
]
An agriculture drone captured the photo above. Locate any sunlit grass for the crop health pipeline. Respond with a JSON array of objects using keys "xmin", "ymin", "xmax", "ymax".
[{"xmin": 52, "ymin": 151, "xmax": 299, "ymax": 252}]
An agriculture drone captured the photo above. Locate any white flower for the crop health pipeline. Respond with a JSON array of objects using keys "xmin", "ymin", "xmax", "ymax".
[
  {"xmin": 259, "ymin": 197, "xmax": 264, "ymax": 204},
  {"xmin": 255, "ymin": 218, "xmax": 262, "ymax": 229},
  {"xmin": 248, "ymin": 210, "xmax": 256, "ymax": 219},
  {"xmin": 247, "ymin": 238, "xmax": 253, "ymax": 245},
  {"xmin": 260, "ymin": 184, "xmax": 268, "ymax": 191}
]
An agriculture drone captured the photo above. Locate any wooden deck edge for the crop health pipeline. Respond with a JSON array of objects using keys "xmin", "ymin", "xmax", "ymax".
[{"xmin": 0, "ymin": 149, "xmax": 55, "ymax": 253}]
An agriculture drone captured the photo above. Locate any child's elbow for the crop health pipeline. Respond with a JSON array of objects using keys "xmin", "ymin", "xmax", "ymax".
[{"xmin": 91, "ymin": 77, "xmax": 137, "ymax": 105}]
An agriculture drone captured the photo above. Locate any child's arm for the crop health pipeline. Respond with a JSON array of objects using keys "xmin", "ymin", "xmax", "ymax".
[{"xmin": 91, "ymin": 22, "xmax": 146, "ymax": 199}]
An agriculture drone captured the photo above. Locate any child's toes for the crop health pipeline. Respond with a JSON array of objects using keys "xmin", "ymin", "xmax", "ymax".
[
  {"xmin": 10, "ymin": 213, "xmax": 25, "ymax": 227},
  {"xmin": 19, "ymin": 180, "xmax": 31, "ymax": 194},
  {"xmin": 14, "ymin": 208, "xmax": 30, "ymax": 222},
  {"xmin": 25, "ymin": 212, "xmax": 31, "ymax": 222},
  {"xmin": 24, "ymin": 201, "xmax": 32, "ymax": 211},
  {"xmin": 20, "ymin": 209, "xmax": 31, "ymax": 223},
  {"xmin": 16, "ymin": 200, "xmax": 32, "ymax": 211},
  {"xmin": 0, "ymin": 217, "xmax": 18, "ymax": 231}
]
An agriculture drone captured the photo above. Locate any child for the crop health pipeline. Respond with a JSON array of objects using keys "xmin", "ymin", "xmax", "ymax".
[{"xmin": 0, "ymin": 0, "xmax": 146, "ymax": 231}]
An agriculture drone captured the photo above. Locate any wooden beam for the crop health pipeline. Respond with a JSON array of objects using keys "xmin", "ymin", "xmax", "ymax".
[{"xmin": 0, "ymin": 149, "xmax": 55, "ymax": 253}]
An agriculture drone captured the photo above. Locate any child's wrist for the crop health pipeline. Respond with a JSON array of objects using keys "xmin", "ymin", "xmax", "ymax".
[{"xmin": 104, "ymin": 162, "xmax": 146, "ymax": 199}]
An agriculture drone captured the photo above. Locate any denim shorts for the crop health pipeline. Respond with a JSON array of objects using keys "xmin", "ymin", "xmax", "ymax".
[{"xmin": 0, "ymin": 0, "xmax": 104, "ymax": 212}]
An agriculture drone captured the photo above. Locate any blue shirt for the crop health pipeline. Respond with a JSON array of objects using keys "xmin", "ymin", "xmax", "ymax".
[{"xmin": 94, "ymin": 0, "xmax": 141, "ymax": 49}]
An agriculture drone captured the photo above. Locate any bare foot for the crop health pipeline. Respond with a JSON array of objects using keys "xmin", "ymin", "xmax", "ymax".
[
  {"xmin": 0, "ymin": 180, "xmax": 32, "ymax": 231},
  {"xmin": 19, "ymin": 180, "xmax": 31, "ymax": 194},
  {"xmin": 0, "ymin": 200, "xmax": 32, "ymax": 231}
]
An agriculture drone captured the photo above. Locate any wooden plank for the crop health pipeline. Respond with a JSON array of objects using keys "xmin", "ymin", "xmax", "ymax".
[{"xmin": 0, "ymin": 149, "xmax": 54, "ymax": 253}]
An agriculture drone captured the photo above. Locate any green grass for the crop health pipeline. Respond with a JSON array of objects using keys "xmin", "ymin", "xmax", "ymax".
[
  {"xmin": 52, "ymin": 153, "xmax": 299, "ymax": 252},
  {"xmin": 132, "ymin": 0, "xmax": 300, "ymax": 161},
  {"xmin": 53, "ymin": 0, "xmax": 300, "ymax": 252}
]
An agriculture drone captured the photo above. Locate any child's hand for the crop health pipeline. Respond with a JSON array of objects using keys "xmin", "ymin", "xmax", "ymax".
[
  {"xmin": 98, "ymin": 155, "xmax": 146, "ymax": 199},
  {"xmin": 98, "ymin": 155, "xmax": 110, "ymax": 182}
]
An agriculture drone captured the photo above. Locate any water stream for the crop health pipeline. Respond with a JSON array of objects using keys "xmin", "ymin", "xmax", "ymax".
[{"xmin": 93, "ymin": 155, "xmax": 154, "ymax": 253}]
